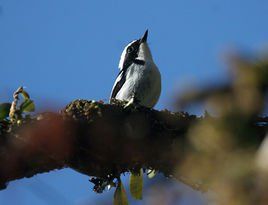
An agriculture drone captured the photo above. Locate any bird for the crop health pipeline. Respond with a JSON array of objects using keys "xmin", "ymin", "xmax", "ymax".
[{"xmin": 110, "ymin": 30, "xmax": 161, "ymax": 108}]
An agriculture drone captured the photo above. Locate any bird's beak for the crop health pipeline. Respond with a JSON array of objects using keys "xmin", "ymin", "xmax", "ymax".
[{"xmin": 140, "ymin": 29, "xmax": 148, "ymax": 43}]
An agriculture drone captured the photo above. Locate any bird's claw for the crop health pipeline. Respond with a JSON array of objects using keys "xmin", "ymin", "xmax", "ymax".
[
  {"xmin": 123, "ymin": 102, "xmax": 142, "ymax": 112},
  {"xmin": 123, "ymin": 100, "xmax": 134, "ymax": 109}
]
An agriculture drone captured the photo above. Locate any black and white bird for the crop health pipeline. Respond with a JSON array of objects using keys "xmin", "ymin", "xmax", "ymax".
[{"xmin": 110, "ymin": 30, "xmax": 161, "ymax": 108}]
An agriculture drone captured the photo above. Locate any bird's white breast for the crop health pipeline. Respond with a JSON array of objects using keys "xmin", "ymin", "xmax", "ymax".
[{"xmin": 115, "ymin": 61, "xmax": 161, "ymax": 108}]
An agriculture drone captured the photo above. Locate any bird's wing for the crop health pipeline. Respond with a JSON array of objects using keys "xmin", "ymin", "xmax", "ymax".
[{"xmin": 110, "ymin": 68, "xmax": 127, "ymax": 101}]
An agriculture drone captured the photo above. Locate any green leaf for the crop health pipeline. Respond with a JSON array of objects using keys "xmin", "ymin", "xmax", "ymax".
[
  {"xmin": 147, "ymin": 169, "xmax": 157, "ymax": 179},
  {"xmin": 130, "ymin": 169, "xmax": 143, "ymax": 200},
  {"xmin": 114, "ymin": 181, "xmax": 128, "ymax": 205},
  {"xmin": 20, "ymin": 99, "xmax": 35, "ymax": 113},
  {"xmin": 21, "ymin": 90, "xmax": 30, "ymax": 99},
  {"xmin": 0, "ymin": 103, "xmax": 11, "ymax": 120}
]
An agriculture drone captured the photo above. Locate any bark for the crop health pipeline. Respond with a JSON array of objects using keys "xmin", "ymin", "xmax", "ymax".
[{"xmin": 0, "ymin": 100, "xmax": 266, "ymax": 191}]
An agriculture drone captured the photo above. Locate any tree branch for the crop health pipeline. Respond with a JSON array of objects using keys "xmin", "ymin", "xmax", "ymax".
[
  {"xmin": 0, "ymin": 100, "xmax": 198, "ymax": 189},
  {"xmin": 0, "ymin": 99, "xmax": 267, "ymax": 193}
]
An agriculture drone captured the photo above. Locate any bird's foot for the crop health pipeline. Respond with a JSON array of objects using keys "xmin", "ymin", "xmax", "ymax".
[
  {"xmin": 123, "ymin": 99, "xmax": 134, "ymax": 109},
  {"xmin": 123, "ymin": 98, "xmax": 143, "ymax": 111}
]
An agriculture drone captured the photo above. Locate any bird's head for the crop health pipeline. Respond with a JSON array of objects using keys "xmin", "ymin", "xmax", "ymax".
[{"xmin": 118, "ymin": 30, "xmax": 153, "ymax": 70}]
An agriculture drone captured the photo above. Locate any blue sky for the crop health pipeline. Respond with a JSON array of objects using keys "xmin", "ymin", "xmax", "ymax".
[{"xmin": 1, "ymin": 0, "xmax": 268, "ymax": 204}]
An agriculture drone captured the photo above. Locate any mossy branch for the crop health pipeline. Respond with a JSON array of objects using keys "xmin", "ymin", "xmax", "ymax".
[
  {"xmin": 0, "ymin": 100, "xmax": 196, "ymax": 189},
  {"xmin": 0, "ymin": 99, "xmax": 267, "ymax": 192}
]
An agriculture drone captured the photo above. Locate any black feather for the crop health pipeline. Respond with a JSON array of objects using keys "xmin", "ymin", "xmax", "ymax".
[{"xmin": 110, "ymin": 69, "xmax": 127, "ymax": 100}]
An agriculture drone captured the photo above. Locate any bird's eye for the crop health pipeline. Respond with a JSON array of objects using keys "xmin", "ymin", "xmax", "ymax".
[{"xmin": 127, "ymin": 46, "xmax": 134, "ymax": 53}]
